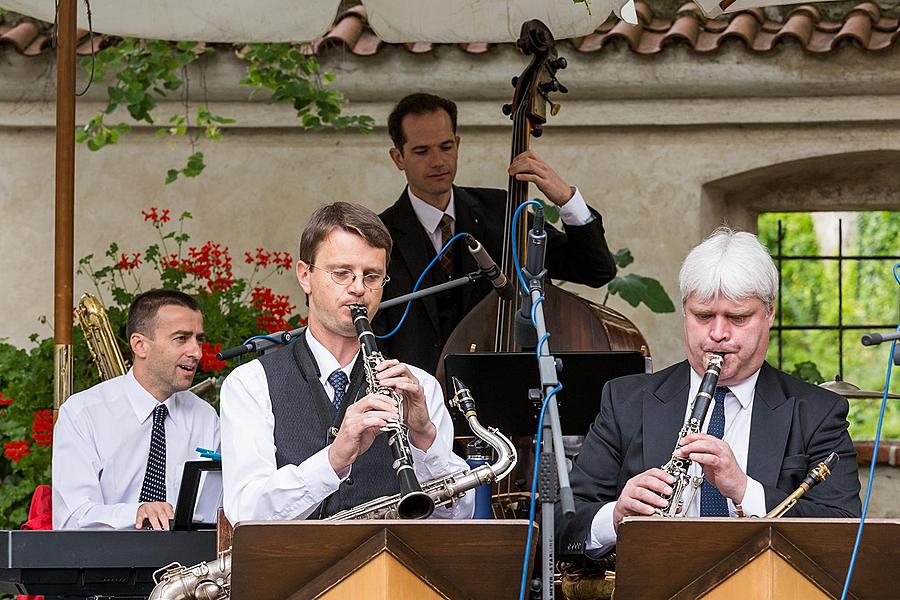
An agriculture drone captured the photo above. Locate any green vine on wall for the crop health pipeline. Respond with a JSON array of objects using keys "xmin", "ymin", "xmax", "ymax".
[{"xmin": 77, "ymin": 39, "xmax": 373, "ymax": 183}]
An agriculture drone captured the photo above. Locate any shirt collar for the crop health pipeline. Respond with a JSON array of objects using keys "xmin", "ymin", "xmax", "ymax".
[
  {"xmin": 407, "ymin": 186, "xmax": 456, "ymax": 235},
  {"xmin": 125, "ymin": 368, "xmax": 181, "ymax": 426},
  {"xmin": 305, "ymin": 328, "xmax": 358, "ymax": 385},
  {"xmin": 688, "ymin": 364, "xmax": 760, "ymax": 410}
]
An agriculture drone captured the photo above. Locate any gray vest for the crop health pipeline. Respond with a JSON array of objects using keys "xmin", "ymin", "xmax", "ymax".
[{"xmin": 258, "ymin": 332, "xmax": 399, "ymax": 518}]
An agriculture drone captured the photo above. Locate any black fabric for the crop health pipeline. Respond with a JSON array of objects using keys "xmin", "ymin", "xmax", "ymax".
[
  {"xmin": 373, "ymin": 185, "xmax": 617, "ymax": 373},
  {"xmin": 258, "ymin": 332, "xmax": 400, "ymax": 518},
  {"xmin": 555, "ymin": 361, "xmax": 862, "ymax": 560}
]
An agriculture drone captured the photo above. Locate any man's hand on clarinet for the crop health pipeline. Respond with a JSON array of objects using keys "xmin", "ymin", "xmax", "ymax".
[
  {"xmin": 375, "ymin": 358, "xmax": 436, "ymax": 451},
  {"xmin": 612, "ymin": 468, "xmax": 675, "ymax": 531},
  {"xmin": 328, "ymin": 393, "xmax": 399, "ymax": 474}
]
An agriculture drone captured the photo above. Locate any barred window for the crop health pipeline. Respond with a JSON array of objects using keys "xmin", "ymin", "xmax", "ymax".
[{"xmin": 757, "ymin": 211, "xmax": 900, "ymax": 440}]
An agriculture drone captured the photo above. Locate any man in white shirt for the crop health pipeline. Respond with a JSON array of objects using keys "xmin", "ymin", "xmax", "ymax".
[
  {"xmin": 555, "ymin": 228, "xmax": 861, "ymax": 560},
  {"xmin": 53, "ymin": 289, "xmax": 220, "ymax": 530},
  {"xmin": 220, "ymin": 202, "xmax": 473, "ymax": 523},
  {"xmin": 374, "ymin": 93, "xmax": 618, "ymax": 373}
]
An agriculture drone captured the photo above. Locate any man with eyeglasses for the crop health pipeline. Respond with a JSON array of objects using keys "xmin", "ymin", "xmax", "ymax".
[{"xmin": 219, "ymin": 202, "xmax": 474, "ymax": 523}]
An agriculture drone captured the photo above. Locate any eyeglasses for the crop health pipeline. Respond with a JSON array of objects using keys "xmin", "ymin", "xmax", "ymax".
[{"xmin": 308, "ymin": 264, "xmax": 390, "ymax": 291}]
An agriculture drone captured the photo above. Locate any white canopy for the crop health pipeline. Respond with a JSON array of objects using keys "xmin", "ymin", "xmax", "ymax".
[{"xmin": 0, "ymin": 0, "xmax": 638, "ymax": 43}]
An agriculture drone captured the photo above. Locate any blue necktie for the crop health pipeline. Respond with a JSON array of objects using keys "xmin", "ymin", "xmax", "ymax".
[
  {"xmin": 139, "ymin": 404, "xmax": 168, "ymax": 503},
  {"xmin": 327, "ymin": 369, "xmax": 349, "ymax": 411},
  {"xmin": 700, "ymin": 386, "xmax": 730, "ymax": 517}
]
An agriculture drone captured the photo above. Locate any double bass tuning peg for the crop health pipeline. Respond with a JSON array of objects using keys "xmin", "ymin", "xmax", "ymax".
[
  {"xmin": 539, "ymin": 80, "xmax": 560, "ymax": 94},
  {"xmin": 550, "ymin": 57, "xmax": 567, "ymax": 70}
]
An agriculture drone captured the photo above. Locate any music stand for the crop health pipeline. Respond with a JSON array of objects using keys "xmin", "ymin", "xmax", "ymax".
[
  {"xmin": 444, "ymin": 351, "xmax": 646, "ymax": 436},
  {"xmin": 173, "ymin": 459, "xmax": 222, "ymax": 531}
]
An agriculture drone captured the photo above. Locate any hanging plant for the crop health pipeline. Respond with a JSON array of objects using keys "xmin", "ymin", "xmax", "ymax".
[{"xmin": 77, "ymin": 39, "xmax": 373, "ymax": 183}]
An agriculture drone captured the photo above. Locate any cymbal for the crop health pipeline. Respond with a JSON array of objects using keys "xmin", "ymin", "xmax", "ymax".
[{"xmin": 819, "ymin": 376, "xmax": 900, "ymax": 399}]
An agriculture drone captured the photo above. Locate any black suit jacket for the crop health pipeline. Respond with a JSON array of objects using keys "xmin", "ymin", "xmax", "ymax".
[
  {"xmin": 556, "ymin": 360, "xmax": 861, "ymax": 559},
  {"xmin": 373, "ymin": 185, "xmax": 617, "ymax": 373}
]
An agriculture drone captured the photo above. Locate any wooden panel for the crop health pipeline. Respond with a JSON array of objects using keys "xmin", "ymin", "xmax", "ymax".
[
  {"xmin": 318, "ymin": 552, "xmax": 446, "ymax": 600},
  {"xmin": 700, "ymin": 551, "xmax": 831, "ymax": 600},
  {"xmin": 615, "ymin": 518, "xmax": 898, "ymax": 600},
  {"xmin": 232, "ymin": 520, "xmax": 536, "ymax": 600}
]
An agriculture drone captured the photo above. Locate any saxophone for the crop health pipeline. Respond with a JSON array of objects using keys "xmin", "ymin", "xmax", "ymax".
[
  {"xmin": 348, "ymin": 303, "xmax": 434, "ymax": 520},
  {"xmin": 76, "ymin": 292, "xmax": 129, "ymax": 380},
  {"xmin": 326, "ymin": 375, "xmax": 517, "ymax": 520},
  {"xmin": 765, "ymin": 452, "xmax": 839, "ymax": 518},
  {"xmin": 146, "ymin": 375, "xmax": 517, "ymax": 599},
  {"xmin": 656, "ymin": 352, "xmax": 725, "ymax": 517}
]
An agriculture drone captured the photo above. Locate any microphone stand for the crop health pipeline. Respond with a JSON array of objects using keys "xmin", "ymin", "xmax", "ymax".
[
  {"xmin": 520, "ymin": 208, "xmax": 574, "ymax": 600},
  {"xmin": 216, "ymin": 272, "xmax": 483, "ymax": 361}
]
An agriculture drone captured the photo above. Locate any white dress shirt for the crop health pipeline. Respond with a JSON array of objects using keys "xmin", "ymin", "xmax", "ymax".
[
  {"xmin": 587, "ymin": 368, "xmax": 768, "ymax": 553},
  {"xmin": 220, "ymin": 329, "xmax": 474, "ymax": 524},
  {"xmin": 52, "ymin": 370, "xmax": 220, "ymax": 530},
  {"xmin": 407, "ymin": 186, "xmax": 595, "ymax": 255}
]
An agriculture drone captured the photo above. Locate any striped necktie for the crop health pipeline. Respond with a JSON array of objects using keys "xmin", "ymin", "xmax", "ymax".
[{"xmin": 438, "ymin": 214, "xmax": 454, "ymax": 274}]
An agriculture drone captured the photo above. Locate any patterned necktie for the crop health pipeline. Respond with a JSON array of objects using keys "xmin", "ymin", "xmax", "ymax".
[
  {"xmin": 327, "ymin": 369, "xmax": 349, "ymax": 411},
  {"xmin": 700, "ymin": 386, "xmax": 730, "ymax": 517},
  {"xmin": 139, "ymin": 404, "xmax": 168, "ymax": 503},
  {"xmin": 438, "ymin": 214, "xmax": 454, "ymax": 274}
]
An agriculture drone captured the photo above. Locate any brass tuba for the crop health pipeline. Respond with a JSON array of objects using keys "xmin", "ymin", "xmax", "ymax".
[{"xmin": 75, "ymin": 293, "xmax": 129, "ymax": 380}]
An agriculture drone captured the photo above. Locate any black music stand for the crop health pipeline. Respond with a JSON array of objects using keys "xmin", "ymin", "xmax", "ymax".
[
  {"xmin": 444, "ymin": 351, "xmax": 646, "ymax": 436},
  {"xmin": 173, "ymin": 459, "xmax": 222, "ymax": 531}
]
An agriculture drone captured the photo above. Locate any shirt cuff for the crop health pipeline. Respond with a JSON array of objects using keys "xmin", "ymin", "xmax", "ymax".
[
  {"xmin": 558, "ymin": 187, "xmax": 595, "ymax": 226},
  {"xmin": 410, "ymin": 437, "xmax": 452, "ymax": 480},
  {"xmin": 311, "ymin": 446, "xmax": 347, "ymax": 487},
  {"xmin": 586, "ymin": 502, "xmax": 618, "ymax": 553},
  {"xmin": 732, "ymin": 477, "xmax": 766, "ymax": 517},
  {"xmin": 117, "ymin": 503, "xmax": 144, "ymax": 530}
]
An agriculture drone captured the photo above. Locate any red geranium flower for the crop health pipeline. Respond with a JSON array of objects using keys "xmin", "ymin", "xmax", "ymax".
[
  {"xmin": 31, "ymin": 409, "xmax": 54, "ymax": 447},
  {"xmin": 199, "ymin": 342, "xmax": 228, "ymax": 372},
  {"xmin": 0, "ymin": 391, "xmax": 12, "ymax": 407},
  {"xmin": 3, "ymin": 439, "xmax": 31, "ymax": 462}
]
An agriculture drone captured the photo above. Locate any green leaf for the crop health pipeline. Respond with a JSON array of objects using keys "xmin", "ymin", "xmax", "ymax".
[
  {"xmin": 613, "ymin": 248, "xmax": 634, "ymax": 269},
  {"xmin": 788, "ymin": 361, "xmax": 825, "ymax": 385},
  {"xmin": 608, "ymin": 274, "xmax": 675, "ymax": 313},
  {"xmin": 165, "ymin": 169, "xmax": 179, "ymax": 184}
]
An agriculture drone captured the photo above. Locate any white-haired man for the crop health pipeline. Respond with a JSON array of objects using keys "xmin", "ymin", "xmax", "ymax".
[{"xmin": 555, "ymin": 228, "xmax": 860, "ymax": 560}]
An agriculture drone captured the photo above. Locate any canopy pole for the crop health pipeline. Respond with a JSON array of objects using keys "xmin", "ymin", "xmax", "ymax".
[{"xmin": 54, "ymin": 0, "xmax": 77, "ymax": 411}]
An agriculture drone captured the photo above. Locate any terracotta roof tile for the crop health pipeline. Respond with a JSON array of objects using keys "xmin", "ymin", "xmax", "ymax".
[{"xmin": 2, "ymin": 1, "xmax": 899, "ymax": 58}]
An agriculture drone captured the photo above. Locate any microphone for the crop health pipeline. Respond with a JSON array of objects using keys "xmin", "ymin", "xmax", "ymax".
[
  {"xmin": 523, "ymin": 206, "xmax": 547, "ymax": 288},
  {"xmin": 464, "ymin": 234, "xmax": 516, "ymax": 301},
  {"xmin": 861, "ymin": 331, "xmax": 900, "ymax": 346}
]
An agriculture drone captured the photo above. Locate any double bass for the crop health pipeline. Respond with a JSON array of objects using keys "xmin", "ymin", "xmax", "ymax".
[{"xmin": 437, "ymin": 20, "xmax": 648, "ymax": 378}]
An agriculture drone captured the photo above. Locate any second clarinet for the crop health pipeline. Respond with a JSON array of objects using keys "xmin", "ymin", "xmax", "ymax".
[{"xmin": 349, "ymin": 303, "xmax": 435, "ymax": 519}]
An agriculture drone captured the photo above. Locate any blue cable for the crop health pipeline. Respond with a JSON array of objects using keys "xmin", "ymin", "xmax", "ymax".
[
  {"xmin": 512, "ymin": 199, "xmax": 564, "ymax": 600},
  {"xmin": 376, "ymin": 231, "xmax": 470, "ymax": 340},
  {"xmin": 518, "ymin": 383, "xmax": 563, "ymax": 600},
  {"xmin": 839, "ymin": 263, "xmax": 900, "ymax": 600},
  {"xmin": 511, "ymin": 201, "xmax": 543, "ymax": 292}
]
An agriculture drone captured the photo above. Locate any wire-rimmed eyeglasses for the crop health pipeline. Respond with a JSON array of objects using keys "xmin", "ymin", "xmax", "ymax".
[{"xmin": 308, "ymin": 264, "xmax": 390, "ymax": 291}]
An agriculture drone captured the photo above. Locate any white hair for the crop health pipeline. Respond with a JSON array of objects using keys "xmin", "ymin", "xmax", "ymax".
[{"xmin": 678, "ymin": 227, "xmax": 779, "ymax": 313}]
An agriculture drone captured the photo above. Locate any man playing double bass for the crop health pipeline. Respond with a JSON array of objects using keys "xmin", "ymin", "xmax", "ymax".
[{"xmin": 374, "ymin": 93, "xmax": 618, "ymax": 374}]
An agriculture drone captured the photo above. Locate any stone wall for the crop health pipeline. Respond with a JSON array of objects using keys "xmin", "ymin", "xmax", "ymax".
[{"xmin": 2, "ymin": 43, "xmax": 900, "ymax": 370}]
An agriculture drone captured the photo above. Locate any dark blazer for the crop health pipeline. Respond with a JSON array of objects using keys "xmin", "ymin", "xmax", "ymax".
[
  {"xmin": 373, "ymin": 185, "xmax": 617, "ymax": 373},
  {"xmin": 555, "ymin": 360, "xmax": 861, "ymax": 559}
]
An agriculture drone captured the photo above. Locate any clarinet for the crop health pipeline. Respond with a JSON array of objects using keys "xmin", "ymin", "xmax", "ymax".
[
  {"xmin": 349, "ymin": 303, "xmax": 435, "ymax": 519},
  {"xmin": 655, "ymin": 352, "xmax": 725, "ymax": 517}
]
